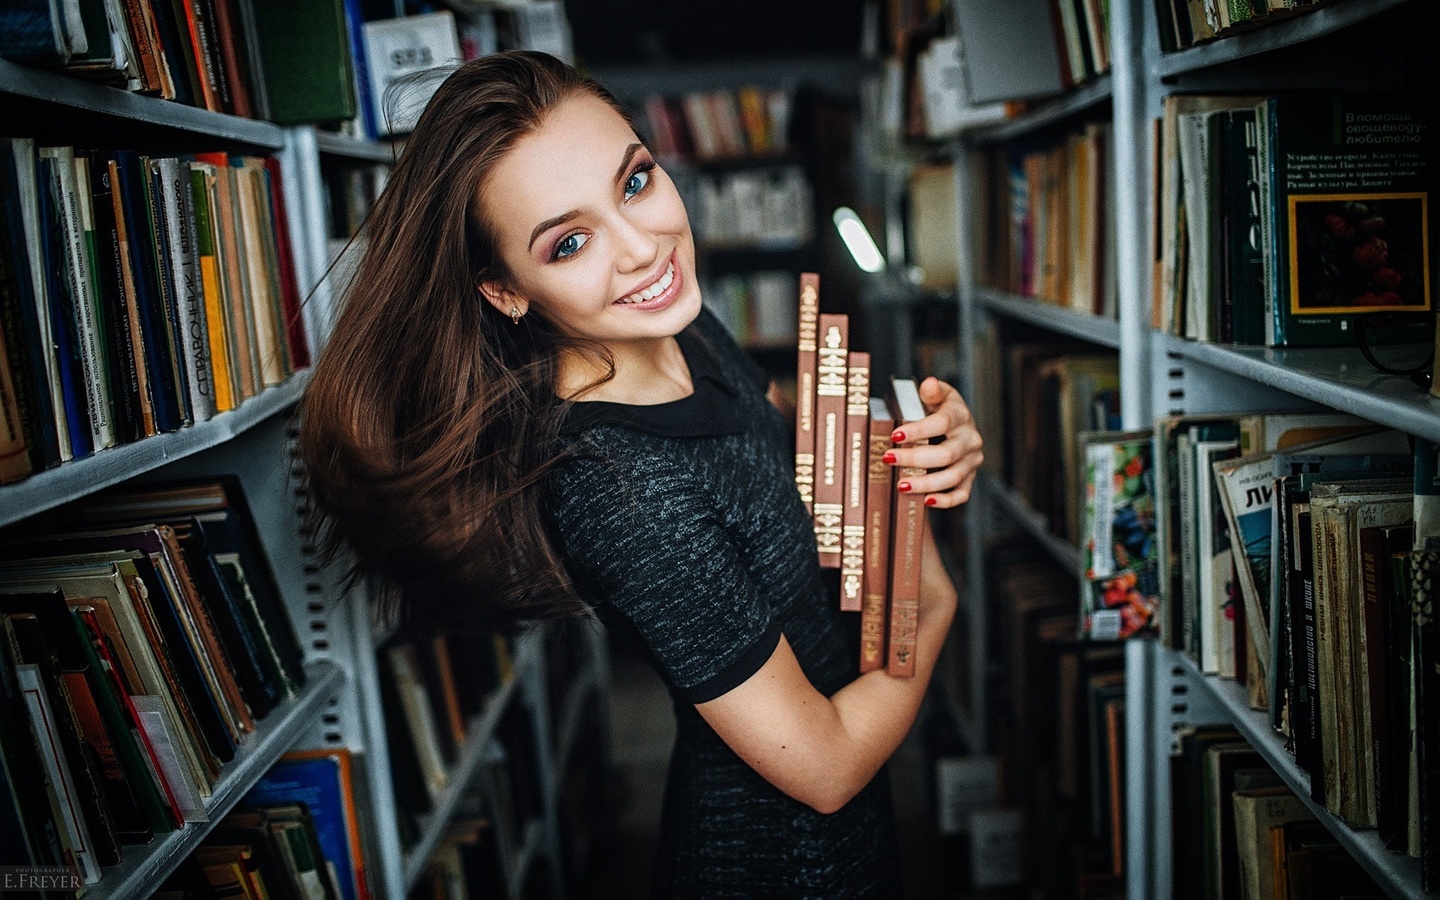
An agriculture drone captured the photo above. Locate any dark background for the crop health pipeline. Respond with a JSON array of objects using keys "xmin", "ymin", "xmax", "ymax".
[{"xmin": 563, "ymin": 0, "xmax": 868, "ymax": 67}]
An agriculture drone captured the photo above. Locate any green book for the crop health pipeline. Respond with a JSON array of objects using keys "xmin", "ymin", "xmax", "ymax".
[{"xmin": 250, "ymin": 0, "xmax": 357, "ymax": 125}]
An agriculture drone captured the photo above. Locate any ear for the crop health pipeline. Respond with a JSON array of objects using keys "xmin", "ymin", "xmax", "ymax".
[{"xmin": 478, "ymin": 278, "xmax": 525, "ymax": 319}]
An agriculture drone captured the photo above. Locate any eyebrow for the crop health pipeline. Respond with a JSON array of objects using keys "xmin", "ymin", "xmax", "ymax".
[{"xmin": 526, "ymin": 143, "xmax": 646, "ymax": 252}]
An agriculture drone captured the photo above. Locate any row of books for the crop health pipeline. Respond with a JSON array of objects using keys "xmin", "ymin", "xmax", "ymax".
[
  {"xmin": 1156, "ymin": 0, "xmax": 1343, "ymax": 53},
  {"xmin": 972, "ymin": 121, "xmax": 1117, "ymax": 319},
  {"xmin": 158, "ymin": 749, "xmax": 371, "ymax": 900},
  {"xmin": 1172, "ymin": 726, "xmax": 1385, "ymax": 900},
  {"xmin": 672, "ymin": 164, "xmax": 815, "ymax": 251},
  {"xmin": 641, "ymin": 86, "xmax": 795, "ymax": 163},
  {"xmin": 0, "ymin": 0, "xmax": 280, "ymax": 118},
  {"xmin": 790, "ymin": 274, "xmax": 930, "ymax": 677},
  {"xmin": 0, "ymin": 138, "xmax": 309, "ymax": 484},
  {"xmin": 378, "ymin": 628, "xmax": 515, "ymax": 851},
  {"xmin": 0, "ymin": 476, "xmax": 307, "ymax": 886},
  {"xmin": 0, "ymin": 0, "xmax": 572, "ymax": 138},
  {"xmin": 1154, "ymin": 91, "xmax": 1432, "ymax": 347},
  {"xmin": 1070, "ymin": 411, "xmax": 1440, "ymax": 887},
  {"xmin": 702, "ymin": 271, "xmax": 799, "ymax": 349}
]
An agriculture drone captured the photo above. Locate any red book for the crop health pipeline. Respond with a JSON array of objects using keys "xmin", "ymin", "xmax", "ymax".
[
  {"xmin": 812, "ymin": 313, "xmax": 849, "ymax": 569},
  {"xmin": 860, "ymin": 397, "xmax": 894, "ymax": 672},
  {"xmin": 839, "ymin": 351, "xmax": 870, "ymax": 611},
  {"xmin": 886, "ymin": 377, "xmax": 929, "ymax": 677},
  {"xmin": 262, "ymin": 157, "xmax": 310, "ymax": 369},
  {"xmin": 793, "ymin": 274, "xmax": 820, "ymax": 513}
]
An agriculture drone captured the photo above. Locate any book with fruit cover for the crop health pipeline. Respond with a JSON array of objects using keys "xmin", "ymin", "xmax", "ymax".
[
  {"xmin": 839, "ymin": 352, "xmax": 870, "ymax": 611},
  {"xmin": 860, "ymin": 397, "xmax": 894, "ymax": 672},
  {"xmin": 1079, "ymin": 429, "xmax": 1159, "ymax": 640},
  {"xmin": 1255, "ymin": 92, "xmax": 1432, "ymax": 346},
  {"xmin": 812, "ymin": 313, "xmax": 849, "ymax": 569},
  {"xmin": 793, "ymin": 273, "xmax": 819, "ymax": 513},
  {"xmin": 886, "ymin": 377, "xmax": 927, "ymax": 677}
]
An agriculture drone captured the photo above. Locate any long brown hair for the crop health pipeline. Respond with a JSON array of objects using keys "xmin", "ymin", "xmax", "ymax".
[{"xmin": 298, "ymin": 51, "xmax": 628, "ymax": 634}]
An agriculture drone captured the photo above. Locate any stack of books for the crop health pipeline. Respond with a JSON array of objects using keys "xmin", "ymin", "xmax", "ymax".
[{"xmin": 790, "ymin": 273, "xmax": 934, "ymax": 677}]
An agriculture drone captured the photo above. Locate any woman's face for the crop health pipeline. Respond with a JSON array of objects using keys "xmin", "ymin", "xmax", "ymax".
[{"xmin": 478, "ymin": 93, "xmax": 701, "ymax": 349}]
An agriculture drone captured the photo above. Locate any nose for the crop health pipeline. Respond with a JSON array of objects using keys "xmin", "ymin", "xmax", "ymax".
[{"xmin": 611, "ymin": 211, "xmax": 660, "ymax": 274}]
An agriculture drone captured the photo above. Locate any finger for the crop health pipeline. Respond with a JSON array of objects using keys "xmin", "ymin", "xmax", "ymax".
[
  {"xmin": 921, "ymin": 473, "xmax": 979, "ymax": 509},
  {"xmin": 887, "ymin": 427, "xmax": 984, "ymax": 471},
  {"xmin": 895, "ymin": 451, "xmax": 984, "ymax": 498}
]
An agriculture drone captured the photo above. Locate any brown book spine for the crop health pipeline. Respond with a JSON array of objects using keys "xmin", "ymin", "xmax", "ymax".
[
  {"xmin": 839, "ymin": 352, "xmax": 870, "ymax": 611},
  {"xmin": 813, "ymin": 314, "xmax": 849, "ymax": 568},
  {"xmin": 861, "ymin": 397, "xmax": 895, "ymax": 672},
  {"xmin": 794, "ymin": 274, "xmax": 820, "ymax": 513},
  {"xmin": 887, "ymin": 378, "xmax": 928, "ymax": 677}
]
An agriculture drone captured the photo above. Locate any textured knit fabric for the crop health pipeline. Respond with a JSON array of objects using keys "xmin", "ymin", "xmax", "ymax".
[{"xmin": 544, "ymin": 306, "xmax": 901, "ymax": 898}]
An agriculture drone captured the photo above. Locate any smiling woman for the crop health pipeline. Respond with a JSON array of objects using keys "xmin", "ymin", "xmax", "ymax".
[{"xmin": 297, "ymin": 50, "xmax": 983, "ymax": 898}]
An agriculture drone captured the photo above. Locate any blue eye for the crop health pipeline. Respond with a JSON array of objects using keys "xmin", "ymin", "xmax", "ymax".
[
  {"xmin": 624, "ymin": 167, "xmax": 651, "ymax": 199},
  {"xmin": 554, "ymin": 232, "xmax": 587, "ymax": 259}
]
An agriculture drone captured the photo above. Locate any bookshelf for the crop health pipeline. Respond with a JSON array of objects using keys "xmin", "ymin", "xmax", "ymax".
[
  {"xmin": 931, "ymin": 0, "xmax": 1440, "ymax": 896},
  {"xmin": 1, "ymin": 12, "xmax": 608, "ymax": 897}
]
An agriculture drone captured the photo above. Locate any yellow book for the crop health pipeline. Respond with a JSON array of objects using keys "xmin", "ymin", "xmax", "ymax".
[{"xmin": 189, "ymin": 162, "xmax": 236, "ymax": 413}]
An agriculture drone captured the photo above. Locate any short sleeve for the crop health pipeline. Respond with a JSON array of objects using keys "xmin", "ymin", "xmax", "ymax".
[{"xmin": 547, "ymin": 448, "xmax": 780, "ymax": 703}]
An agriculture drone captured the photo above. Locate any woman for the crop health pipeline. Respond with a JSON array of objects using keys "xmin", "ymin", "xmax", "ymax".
[{"xmin": 300, "ymin": 50, "xmax": 983, "ymax": 897}]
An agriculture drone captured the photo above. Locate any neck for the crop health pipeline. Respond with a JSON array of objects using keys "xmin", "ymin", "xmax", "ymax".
[{"xmin": 559, "ymin": 335, "xmax": 693, "ymax": 405}]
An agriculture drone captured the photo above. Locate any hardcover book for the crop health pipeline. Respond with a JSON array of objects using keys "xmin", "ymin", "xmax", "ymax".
[
  {"xmin": 886, "ymin": 377, "xmax": 928, "ymax": 677},
  {"xmin": 860, "ymin": 397, "xmax": 894, "ymax": 672},
  {"xmin": 793, "ymin": 273, "xmax": 819, "ymax": 513},
  {"xmin": 839, "ymin": 352, "xmax": 870, "ymax": 611},
  {"xmin": 812, "ymin": 313, "xmax": 849, "ymax": 569},
  {"xmin": 1256, "ymin": 93, "xmax": 1432, "ymax": 347}
]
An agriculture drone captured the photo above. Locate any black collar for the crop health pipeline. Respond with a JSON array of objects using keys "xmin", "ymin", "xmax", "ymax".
[{"xmin": 559, "ymin": 325, "xmax": 744, "ymax": 438}]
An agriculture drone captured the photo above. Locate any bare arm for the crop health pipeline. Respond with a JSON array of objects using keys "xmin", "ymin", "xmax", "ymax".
[{"xmin": 697, "ymin": 375, "xmax": 981, "ymax": 813}]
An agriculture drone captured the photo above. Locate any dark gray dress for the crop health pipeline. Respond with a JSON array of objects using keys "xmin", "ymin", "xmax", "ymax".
[{"xmin": 545, "ymin": 307, "xmax": 901, "ymax": 899}]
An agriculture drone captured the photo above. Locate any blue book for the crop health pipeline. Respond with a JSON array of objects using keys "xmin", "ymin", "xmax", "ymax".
[
  {"xmin": 36, "ymin": 155, "xmax": 93, "ymax": 459},
  {"xmin": 111, "ymin": 151, "xmax": 183, "ymax": 434},
  {"xmin": 244, "ymin": 751, "xmax": 369, "ymax": 900}
]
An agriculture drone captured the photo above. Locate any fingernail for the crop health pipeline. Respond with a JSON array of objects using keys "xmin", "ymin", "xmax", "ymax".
[
  {"xmin": 898, "ymin": 482, "xmax": 911, "ymax": 493},
  {"xmin": 892, "ymin": 430, "xmax": 906, "ymax": 443},
  {"xmin": 882, "ymin": 452, "xmax": 897, "ymax": 464},
  {"xmin": 925, "ymin": 496, "xmax": 938, "ymax": 507}
]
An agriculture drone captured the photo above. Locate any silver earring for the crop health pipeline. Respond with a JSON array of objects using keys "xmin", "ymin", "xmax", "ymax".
[{"xmin": 510, "ymin": 306, "xmax": 523, "ymax": 325}]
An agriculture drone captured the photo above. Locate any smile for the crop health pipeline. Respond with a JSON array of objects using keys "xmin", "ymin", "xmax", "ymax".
[{"xmin": 616, "ymin": 259, "xmax": 678, "ymax": 306}]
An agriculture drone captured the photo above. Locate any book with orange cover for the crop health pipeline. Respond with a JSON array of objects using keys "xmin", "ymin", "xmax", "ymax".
[
  {"xmin": 812, "ymin": 313, "xmax": 849, "ymax": 569},
  {"xmin": 793, "ymin": 273, "xmax": 820, "ymax": 513},
  {"xmin": 861, "ymin": 397, "xmax": 895, "ymax": 672},
  {"xmin": 886, "ymin": 377, "xmax": 929, "ymax": 677},
  {"xmin": 839, "ymin": 351, "xmax": 870, "ymax": 611}
]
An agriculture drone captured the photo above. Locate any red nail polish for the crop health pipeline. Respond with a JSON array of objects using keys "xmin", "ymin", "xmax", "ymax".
[
  {"xmin": 897, "ymin": 482, "xmax": 911, "ymax": 493},
  {"xmin": 882, "ymin": 452, "xmax": 896, "ymax": 464},
  {"xmin": 892, "ymin": 430, "xmax": 906, "ymax": 443},
  {"xmin": 925, "ymin": 496, "xmax": 938, "ymax": 507}
]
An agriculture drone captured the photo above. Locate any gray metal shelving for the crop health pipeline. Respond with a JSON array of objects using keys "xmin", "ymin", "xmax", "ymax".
[{"xmin": 946, "ymin": 0, "xmax": 1431, "ymax": 896}]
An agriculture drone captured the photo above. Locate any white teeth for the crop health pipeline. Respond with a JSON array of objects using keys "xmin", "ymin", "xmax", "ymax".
[{"xmin": 620, "ymin": 262, "xmax": 674, "ymax": 304}]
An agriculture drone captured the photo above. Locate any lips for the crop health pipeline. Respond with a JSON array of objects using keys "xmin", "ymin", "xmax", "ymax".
[{"xmin": 616, "ymin": 256, "xmax": 680, "ymax": 309}]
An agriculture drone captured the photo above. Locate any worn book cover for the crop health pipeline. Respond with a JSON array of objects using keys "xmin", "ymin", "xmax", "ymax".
[
  {"xmin": 886, "ymin": 378, "xmax": 927, "ymax": 677},
  {"xmin": 1257, "ymin": 93, "xmax": 1432, "ymax": 346}
]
